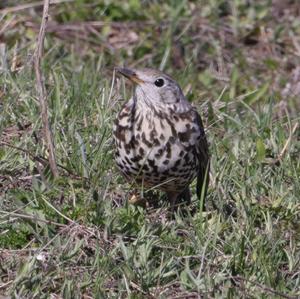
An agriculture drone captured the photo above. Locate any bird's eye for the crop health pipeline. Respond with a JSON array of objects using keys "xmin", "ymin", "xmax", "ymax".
[{"xmin": 154, "ymin": 78, "xmax": 165, "ymax": 87}]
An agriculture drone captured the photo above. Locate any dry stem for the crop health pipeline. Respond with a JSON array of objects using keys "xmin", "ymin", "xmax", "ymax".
[{"xmin": 34, "ymin": 0, "xmax": 59, "ymax": 177}]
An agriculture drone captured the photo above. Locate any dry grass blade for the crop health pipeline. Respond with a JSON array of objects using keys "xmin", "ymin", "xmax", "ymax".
[
  {"xmin": 0, "ymin": 0, "xmax": 74, "ymax": 15},
  {"xmin": 233, "ymin": 276, "xmax": 299, "ymax": 299},
  {"xmin": 0, "ymin": 211, "xmax": 67, "ymax": 227},
  {"xmin": 34, "ymin": 0, "xmax": 58, "ymax": 178},
  {"xmin": 0, "ymin": 280, "xmax": 13, "ymax": 290},
  {"xmin": 278, "ymin": 122, "xmax": 299, "ymax": 160}
]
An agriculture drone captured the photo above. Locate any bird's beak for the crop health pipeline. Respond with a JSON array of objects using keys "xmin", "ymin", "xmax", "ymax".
[{"xmin": 115, "ymin": 67, "xmax": 144, "ymax": 84}]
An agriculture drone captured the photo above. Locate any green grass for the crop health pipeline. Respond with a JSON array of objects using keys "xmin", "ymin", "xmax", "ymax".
[{"xmin": 1, "ymin": 0, "xmax": 300, "ymax": 298}]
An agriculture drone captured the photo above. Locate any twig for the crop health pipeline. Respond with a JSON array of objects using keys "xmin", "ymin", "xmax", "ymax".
[
  {"xmin": 34, "ymin": 0, "xmax": 59, "ymax": 177},
  {"xmin": 0, "ymin": 211, "xmax": 66, "ymax": 227},
  {"xmin": 0, "ymin": 280, "xmax": 13, "ymax": 290},
  {"xmin": 0, "ymin": 14, "xmax": 16, "ymax": 36},
  {"xmin": 0, "ymin": 0, "xmax": 74, "ymax": 15},
  {"xmin": 171, "ymin": 293, "xmax": 202, "ymax": 299},
  {"xmin": 233, "ymin": 275, "xmax": 298, "ymax": 299}
]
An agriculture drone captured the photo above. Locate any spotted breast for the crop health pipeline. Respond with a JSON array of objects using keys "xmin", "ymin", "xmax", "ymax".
[{"xmin": 113, "ymin": 67, "xmax": 209, "ymax": 209}]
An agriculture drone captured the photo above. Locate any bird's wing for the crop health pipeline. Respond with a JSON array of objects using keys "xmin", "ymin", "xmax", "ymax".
[{"xmin": 193, "ymin": 108, "xmax": 210, "ymax": 200}]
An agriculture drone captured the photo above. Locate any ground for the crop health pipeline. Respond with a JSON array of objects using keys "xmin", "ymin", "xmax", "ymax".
[{"xmin": 0, "ymin": 0, "xmax": 299, "ymax": 298}]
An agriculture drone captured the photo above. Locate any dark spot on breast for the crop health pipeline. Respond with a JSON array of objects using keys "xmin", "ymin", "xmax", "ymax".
[
  {"xmin": 165, "ymin": 118, "xmax": 177, "ymax": 137},
  {"xmin": 136, "ymin": 116, "xmax": 143, "ymax": 130},
  {"xmin": 162, "ymin": 169, "xmax": 170, "ymax": 176},
  {"xmin": 153, "ymin": 138, "xmax": 160, "ymax": 146},
  {"xmin": 178, "ymin": 130, "xmax": 191, "ymax": 143},
  {"xmin": 130, "ymin": 136, "xmax": 139, "ymax": 148},
  {"xmin": 125, "ymin": 136, "xmax": 138, "ymax": 152},
  {"xmin": 114, "ymin": 124, "xmax": 128, "ymax": 142},
  {"xmin": 155, "ymin": 148, "xmax": 164, "ymax": 158},
  {"xmin": 134, "ymin": 112, "xmax": 141, "ymax": 122},
  {"xmin": 174, "ymin": 160, "xmax": 181, "ymax": 168},
  {"xmin": 148, "ymin": 159, "xmax": 158, "ymax": 173},
  {"xmin": 142, "ymin": 164, "xmax": 149, "ymax": 171},
  {"xmin": 163, "ymin": 159, "xmax": 169, "ymax": 165},
  {"xmin": 171, "ymin": 166, "xmax": 178, "ymax": 172},
  {"xmin": 159, "ymin": 133, "xmax": 165, "ymax": 141},
  {"xmin": 142, "ymin": 132, "xmax": 152, "ymax": 147},
  {"xmin": 118, "ymin": 114, "xmax": 126, "ymax": 120},
  {"xmin": 168, "ymin": 107, "xmax": 175, "ymax": 114},
  {"xmin": 130, "ymin": 165, "xmax": 139, "ymax": 171},
  {"xmin": 168, "ymin": 136, "xmax": 176, "ymax": 144},
  {"xmin": 180, "ymin": 111, "xmax": 193, "ymax": 120},
  {"xmin": 124, "ymin": 170, "xmax": 131, "ymax": 176},
  {"xmin": 125, "ymin": 157, "xmax": 132, "ymax": 165},
  {"xmin": 166, "ymin": 142, "xmax": 172, "ymax": 159},
  {"xmin": 171, "ymin": 160, "xmax": 181, "ymax": 172},
  {"xmin": 122, "ymin": 166, "xmax": 129, "ymax": 173},
  {"xmin": 156, "ymin": 110, "xmax": 167, "ymax": 119},
  {"xmin": 131, "ymin": 155, "xmax": 143, "ymax": 163},
  {"xmin": 139, "ymin": 147, "xmax": 145, "ymax": 156},
  {"xmin": 184, "ymin": 153, "xmax": 191, "ymax": 164},
  {"xmin": 150, "ymin": 128, "xmax": 159, "ymax": 143},
  {"xmin": 116, "ymin": 161, "xmax": 123, "ymax": 168}
]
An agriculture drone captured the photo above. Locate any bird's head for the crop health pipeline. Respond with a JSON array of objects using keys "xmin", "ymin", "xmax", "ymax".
[{"xmin": 115, "ymin": 67, "xmax": 189, "ymax": 110}]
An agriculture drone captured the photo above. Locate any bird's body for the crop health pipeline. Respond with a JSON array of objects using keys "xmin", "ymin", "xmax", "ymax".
[{"xmin": 113, "ymin": 68, "xmax": 209, "ymax": 208}]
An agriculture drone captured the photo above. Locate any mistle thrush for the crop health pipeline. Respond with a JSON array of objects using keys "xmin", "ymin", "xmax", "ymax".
[{"xmin": 113, "ymin": 67, "xmax": 209, "ymax": 209}]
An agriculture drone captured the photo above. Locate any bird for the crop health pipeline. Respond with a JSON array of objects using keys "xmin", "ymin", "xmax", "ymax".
[{"xmin": 113, "ymin": 67, "xmax": 209, "ymax": 210}]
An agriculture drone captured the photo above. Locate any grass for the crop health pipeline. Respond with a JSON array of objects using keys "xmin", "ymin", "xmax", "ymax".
[{"xmin": 1, "ymin": 0, "xmax": 300, "ymax": 298}]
